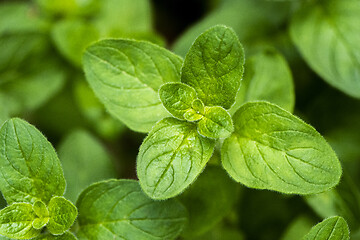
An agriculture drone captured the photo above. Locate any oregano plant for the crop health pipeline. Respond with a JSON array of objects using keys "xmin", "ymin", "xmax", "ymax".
[
  {"xmin": 83, "ymin": 24, "xmax": 342, "ymax": 200},
  {"xmin": 0, "ymin": 118, "xmax": 188, "ymax": 240}
]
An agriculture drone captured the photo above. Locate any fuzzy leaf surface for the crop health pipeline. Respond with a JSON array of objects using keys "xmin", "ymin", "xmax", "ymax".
[
  {"xmin": 159, "ymin": 83, "xmax": 198, "ymax": 120},
  {"xmin": 0, "ymin": 203, "xmax": 40, "ymax": 239},
  {"xmin": 32, "ymin": 200, "xmax": 49, "ymax": 229},
  {"xmin": 83, "ymin": 39, "xmax": 183, "ymax": 132},
  {"xmin": 76, "ymin": 179, "xmax": 187, "ymax": 240},
  {"xmin": 222, "ymin": 102, "xmax": 342, "ymax": 194},
  {"xmin": 303, "ymin": 216, "xmax": 349, "ymax": 240},
  {"xmin": 47, "ymin": 197, "xmax": 77, "ymax": 235},
  {"xmin": 197, "ymin": 106, "xmax": 233, "ymax": 139},
  {"xmin": 290, "ymin": 0, "xmax": 360, "ymax": 98},
  {"xmin": 0, "ymin": 118, "xmax": 65, "ymax": 204},
  {"xmin": 181, "ymin": 25, "xmax": 244, "ymax": 109},
  {"xmin": 137, "ymin": 118, "xmax": 215, "ymax": 199}
]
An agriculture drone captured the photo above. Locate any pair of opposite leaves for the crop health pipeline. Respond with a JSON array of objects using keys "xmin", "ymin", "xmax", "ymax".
[
  {"xmin": 83, "ymin": 25, "xmax": 342, "ymax": 200},
  {"xmin": 0, "ymin": 119, "xmax": 187, "ymax": 240}
]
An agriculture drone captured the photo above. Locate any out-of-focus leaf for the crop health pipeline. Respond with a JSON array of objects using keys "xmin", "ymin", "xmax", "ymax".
[
  {"xmin": 173, "ymin": 0, "xmax": 292, "ymax": 56},
  {"xmin": 290, "ymin": 0, "xmax": 360, "ymax": 98},
  {"xmin": 58, "ymin": 129, "xmax": 117, "ymax": 202},
  {"xmin": 186, "ymin": 222, "xmax": 244, "ymax": 240},
  {"xmin": 0, "ymin": 2, "xmax": 48, "ymax": 34},
  {"xmin": 280, "ymin": 215, "xmax": 315, "ymax": 240},
  {"xmin": 94, "ymin": 0, "xmax": 152, "ymax": 37},
  {"xmin": 305, "ymin": 174, "xmax": 360, "ymax": 231},
  {"xmin": 36, "ymin": 0, "xmax": 100, "ymax": 17},
  {"xmin": 73, "ymin": 79, "xmax": 124, "ymax": 140},
  {"xmin": 52, "ymin": 19, "xmax": 99, "ymax": 67},
  {"xmin": 230, "ymin": 48, "xmax": 294, "ymax": 114},
  {"xmin": 0, "ymin": 57, "xmax": 66, "ymax": 115},
  {"xmin": 0, "ymin": 33, "xmax": 48, "ymax": 72},
  {"xmin": 180, "ymin": 165, "xmax": 239, "ymax": 238}
]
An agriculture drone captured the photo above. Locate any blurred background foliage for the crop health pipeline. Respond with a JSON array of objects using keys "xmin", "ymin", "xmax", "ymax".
[{"xmin": 0, "ymin": 0, "xmax": 359, "ymax": 239}]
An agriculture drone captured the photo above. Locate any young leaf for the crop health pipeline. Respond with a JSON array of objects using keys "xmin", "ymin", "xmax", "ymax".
[
  {"xmin": 83, "ymin": 39, "xmax": 183, "ymax": 132},
  {"xmin": 159, "ymin": 82, "xmax": 198, "ymax": 120},
  {"xmin": 181, "ymin": 25, "xmax": 244, "ymax": 109},
  {"xmin": 32, "ymin": 201, "xmax": 49, "ymax": 229},
  {"xmin": 221, "ymin": 101, "xmax": 342, "ymax": 194},
  {"xmin": 76, "ymin": 179, "xmax": 188, "ymax": 240},
  {"xmin": 197, "ymin": 106, "xmax": 234, "ymax": 139},
  {"xmin": 52, "ymin": 19, "xmax": 99, "ymax": 67},
  {"xmin": 47, "ymin": 197, "xmax": 77, "ymax": 235},
  {"xmin": 303, "ymin": 216, "xmax": 349, "ymax": 240},
  {"xmin": 33, "ymin": 232, "xmax": 77, "ymax": 240},
  {"xmin": 58, "ymin": 130, "xmax": 116, "ymax": 202},
  {"xmin": 230, "ymin": 48, "xmax": 294, "ymax": 114},
  {"xmin": 180, "ymin": 165, "xmax": 239, "ymax": 238},
  {"xmin": 0, "ymin": 203, "xmax": 40, "ymax": 239},
  {"xmin": 137, "ymin": 118, "xmax": 215, "ymax": 199},
  {"xmin": 32, "ymin": 218, "xmax": 49, "ymax": 230},
  {"xmin": 290, "ymin": 0, "xmax": 360, "ymax": 98},
  {"xmin": 0, "ymin": 118, "xmax": 66, "ymax": 204}
]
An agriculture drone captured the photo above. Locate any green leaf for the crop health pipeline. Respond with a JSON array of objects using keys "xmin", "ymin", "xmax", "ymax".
[
  {"xmin": 76, "ymin": 179, "xmax": 188, "ymax": 240},
  {"xmin": 183, "ymin": 99, "xmax": 205, "ymax": 122},
  {"xmin": 290, "ymin": 0, "xmax": 360, "ymax": 98},
  {"xmin": 58, "ymin": 129, "xmax": 116, "ymax": 202},
  {"xmin": 303, "ymin": 216, "xmax": 349, "ymax": 240},
  {"xmin": 181, "ymin": 25, "xmax": 244, "ymax": 109},
  {"xmin": 52, "ymin": 19, "xmax": 99, "ymax": 67},
  {"xmin": 137, "ymin": 118, "xmax": 215, "ymax": 199},
  {"xmin": 73, "ymin": 79, "xmax": 125, "ymax": 140},
  {"xmin": 47, "ymin": 197, "xmax": 77, "ymax": 235},
  {"xmin": 159, "ymin": 83, "xmax": 198, "ymax": 120},
  {"xmin": 36, "ymin": 0, "xmax": 100, "ymax": 16},
  {"xmin": 180, "ymin": 165, "xmax": 239, "ymax": 237},
  {"xmin": 0, "ymin": 33, "xmax": 48, "ymax": 72},
  {"xmin": 197, "ymin": 106, "xmax": 233, "ymax": 139},
  {"xmin": 0, "ymin": 203, "xmax": 40, "ymax": 239},
  {"xmin": 94, "ymin": 0, "xmax": 152, "ymax": 37},
  {"xmin": 221, "ymin": 101, "xmax": 342, "ymax": 194},
  {"xmin": 83, "ymin": 39, "xmax": 183, "ymax": 132},
  {"xmin": 0, "ymin": 2, "xmax": 48, "ymax": 34},
  {"xmin": 0, "ymin": 118, "xmax": 66, "ymax": 204},
  {"xmin": 32, "ymin": 201, "xmax": 49, "ymax": 229},
  {"xmin": 32, "ymin": 218, "xmax": 49, "ymax": 230},
  {"xmin": 0, "ymin": 57, "xmax": 66, "ymax": 115},
  {"xmin": 305, "ymin": 174, "xmax": 360, "ymax": 230},
  {"xmin": 281, "ymin": 215, "xmax": 314, "ymax": 240},
  {"xmin": 230, "ymin": 48, "xmax": 294, "ymax": 114},
  {"xmin": 173, "ymin": 0, "xmax": 291, "ymax": 57},
  {"xmin": 33, "ymin": 232, "xmax": 77, "ymax": 240}
]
